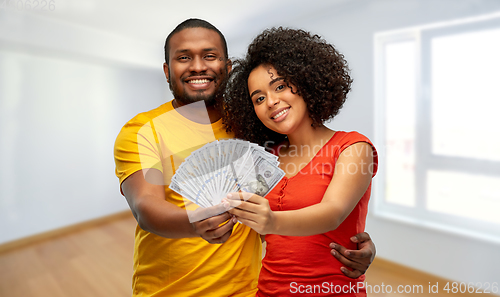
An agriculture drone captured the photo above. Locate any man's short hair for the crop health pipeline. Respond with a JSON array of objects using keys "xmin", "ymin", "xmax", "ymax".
[{"xmin": 164, "ymin": 18, "xmax": 229, "ymax": 65}]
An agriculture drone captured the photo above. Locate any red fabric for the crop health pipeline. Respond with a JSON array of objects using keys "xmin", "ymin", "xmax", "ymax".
[{"xmin": 257, "ymin": 131, "xmax": 378, "ymax": 297}]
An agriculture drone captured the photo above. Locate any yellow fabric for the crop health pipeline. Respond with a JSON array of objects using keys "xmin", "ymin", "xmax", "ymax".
[{"xmin": 114, "ymin": 101, "xmax": 261, "ymax": 296}]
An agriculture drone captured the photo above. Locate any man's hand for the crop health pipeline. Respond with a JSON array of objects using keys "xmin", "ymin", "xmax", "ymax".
[
  {"xmin": 330, "ymin": 232, "xmax": 376, "ymax": 278},
  {"xmin": 192, "ymin": 212, "xmax": 236, "ymax": 244}
]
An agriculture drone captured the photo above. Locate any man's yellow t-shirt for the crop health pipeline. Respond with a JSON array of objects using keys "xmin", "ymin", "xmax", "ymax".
[{"xmin": 114, "ymin": 101, "xmax": 261, "ymax": 296}]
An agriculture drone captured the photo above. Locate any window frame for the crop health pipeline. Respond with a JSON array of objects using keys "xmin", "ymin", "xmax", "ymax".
[{"xmin": 373, "ymin": 16, "xmax": 500, "ymax": 243}]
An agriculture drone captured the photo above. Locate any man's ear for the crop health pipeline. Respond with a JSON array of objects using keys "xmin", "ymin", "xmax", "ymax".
[
  {"xmin": 163, "ymin": 63, "xmax": 170, "ymax": 82},
  {"xmin": 226, "ymin": 59, "xmax": 232, "ymax": 74}
]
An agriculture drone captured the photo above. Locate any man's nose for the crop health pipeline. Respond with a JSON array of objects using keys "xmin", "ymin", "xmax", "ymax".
[{"xmin": 190, "ymin": 56, "xmax": 208, "ymax": 73}]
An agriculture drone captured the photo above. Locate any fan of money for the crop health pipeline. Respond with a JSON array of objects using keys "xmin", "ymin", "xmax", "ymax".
[{"xmin": 169, "ymin": 139, "xmax": 285, "ymax": 208}]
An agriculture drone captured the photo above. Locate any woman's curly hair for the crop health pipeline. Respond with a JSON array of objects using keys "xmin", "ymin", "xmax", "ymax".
[{"xmin": 221, "ymin": 27, "xmax": 352, "ymax": 147}]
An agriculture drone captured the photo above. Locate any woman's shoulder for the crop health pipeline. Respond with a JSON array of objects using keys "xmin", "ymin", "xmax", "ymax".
[
  {"xmin": 331, "ymin": 131, "xmax": 373, "ymax": 146},
  {"xmin": 328, "ymin": 131, "xmax": 377, "ymax": 159}
]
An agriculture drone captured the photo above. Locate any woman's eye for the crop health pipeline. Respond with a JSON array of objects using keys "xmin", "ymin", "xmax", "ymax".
[
  {"xmin": 276, "ymin": 85, "xmax": 285, "ymax": 91},
  {"xmin": 255, "ymin": 96, "xmax": 265, "ymax": 104}
]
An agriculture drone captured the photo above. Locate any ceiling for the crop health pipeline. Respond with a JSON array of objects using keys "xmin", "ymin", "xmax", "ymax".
[{"xmin": 21, "ymin": 0, "xmax": 349, "ymax": 45}]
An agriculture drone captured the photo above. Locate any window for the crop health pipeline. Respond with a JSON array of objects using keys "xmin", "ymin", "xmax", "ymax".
[{"xmin": 374, "ymin": 14, "xmax": 500, "ymax": 242}]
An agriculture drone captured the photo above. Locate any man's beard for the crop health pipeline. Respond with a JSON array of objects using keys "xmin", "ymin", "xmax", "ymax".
[{"xmin": 169, "ymin": 77, "xmax": 217, "ymax": 107}]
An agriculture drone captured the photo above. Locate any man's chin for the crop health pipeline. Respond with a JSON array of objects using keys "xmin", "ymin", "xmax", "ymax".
[
  {"xmin": 176, "ymin": 94, "xmax": 217, "ymax": 106},
  {"xmin": 169, "ymin": 80, "xmax": 219, "ymax": 107}
]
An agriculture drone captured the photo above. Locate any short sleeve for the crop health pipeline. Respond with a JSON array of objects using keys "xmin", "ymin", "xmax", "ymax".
[
  {"xmin": 336, "ymin": 131, "xmax": 378, "ymax": 177},
  {"xmin": 114, "ymin": 115, "xmax": 163, "ymax": 192}
]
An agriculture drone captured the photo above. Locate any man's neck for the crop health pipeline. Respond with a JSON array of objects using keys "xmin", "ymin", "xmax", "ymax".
[{"xmin": 172, "ymin": 99, "xmax": 222, "ymax": 124}]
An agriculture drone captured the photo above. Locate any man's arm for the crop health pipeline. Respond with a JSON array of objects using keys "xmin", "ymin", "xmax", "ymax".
[
  {"xmin": 122, "ymin": 169, "xmax": 235, "ymax": 243},
  {"xmin": 330, "ymin": 232, "xmax": 376, "ymax": 278}
]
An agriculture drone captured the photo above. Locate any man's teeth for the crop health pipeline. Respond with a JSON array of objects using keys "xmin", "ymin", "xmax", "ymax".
[
  {"xmin": 273, "ymin": 108, "xmax": 289, "ymax": 119},
  {"xmin": 188, "ymin": 79, "xmax": 210, "ymax": 84}
]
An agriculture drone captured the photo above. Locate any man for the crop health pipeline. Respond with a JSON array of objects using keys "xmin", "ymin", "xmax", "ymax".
[{"xmin": 114, "ymin": 18, "xmax": 375, "ymax": 296}]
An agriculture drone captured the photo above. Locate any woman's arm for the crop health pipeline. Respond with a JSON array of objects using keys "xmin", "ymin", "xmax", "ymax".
[{"xmin": 225, "ymin": 142, "xmax": 374, "ymax": 236}]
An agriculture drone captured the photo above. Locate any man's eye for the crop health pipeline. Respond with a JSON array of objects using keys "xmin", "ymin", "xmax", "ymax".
[
  {"xmin": 178, "ymin": 56, "xmax": 190, "ymax": 61},
  {"xmin": 276, "ymin": 85, "xmax": 285, "ymax": 91},
  {"xmin": 205, "ymin": 55, "xmax": 217, "ymax": 61}
]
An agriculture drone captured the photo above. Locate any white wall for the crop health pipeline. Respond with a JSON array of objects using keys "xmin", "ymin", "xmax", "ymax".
[{"xmin": 0, "ymin": 11, "xmax": 168, "ymax": 244}]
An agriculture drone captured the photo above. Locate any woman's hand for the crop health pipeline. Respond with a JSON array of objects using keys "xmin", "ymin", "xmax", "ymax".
[{"xmin": 223, "ymin": 192, "xmax": 277, "ymax": 235}]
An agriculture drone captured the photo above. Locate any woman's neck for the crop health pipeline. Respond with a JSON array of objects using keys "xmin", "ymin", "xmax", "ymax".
[{"xmin": 286, "ymin": 124, "xmax": 335, "ymax": 149}]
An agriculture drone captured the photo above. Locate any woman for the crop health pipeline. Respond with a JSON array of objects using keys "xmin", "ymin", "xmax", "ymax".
[{"xmin": 222, "ymin": 27, "xmax": 378, "ymax": 296}]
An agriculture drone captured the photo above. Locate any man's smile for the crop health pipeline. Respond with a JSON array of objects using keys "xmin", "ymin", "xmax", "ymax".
[{"xmin": 184, "ymin": 76, "xmax": 214, "ymax": 90}]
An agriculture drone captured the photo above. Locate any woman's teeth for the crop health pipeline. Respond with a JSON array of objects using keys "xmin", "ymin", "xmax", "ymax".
[{"xmin": 273, "ymin": 108, "xmax": 289, "ymax": 119}]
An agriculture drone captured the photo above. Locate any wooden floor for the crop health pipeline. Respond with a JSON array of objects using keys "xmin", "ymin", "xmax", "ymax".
[
  {"xmin": 0, "ymin": 214, "xmax": 136, "ymax": 297},
  {"xmin": 365, "ymin": 258, "xmax": 499, "ymax": 297},
  {"xmin": 0, "ymin": 213, "xmax": 497, "ymax": 297}
]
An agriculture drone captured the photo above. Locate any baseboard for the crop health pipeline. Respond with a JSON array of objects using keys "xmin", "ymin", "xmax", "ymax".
[
  {"xmin": 371, "ymin": 257, "xmax": 500, "ymax": 296},
  {"xmin": 0, "ymin": 210, "xmax": 134, "ymax": 254}
]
